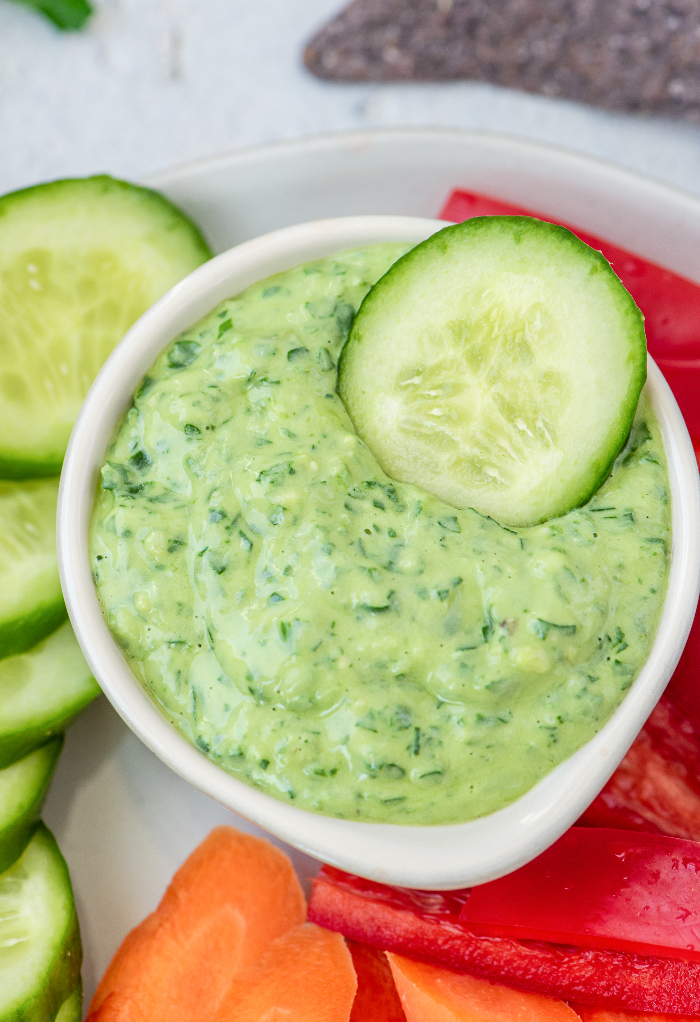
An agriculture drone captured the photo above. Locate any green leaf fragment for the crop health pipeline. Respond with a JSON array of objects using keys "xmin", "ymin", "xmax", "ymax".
[
  {"xmin": 533, "ymin": 619, "xmax": 577, "ymax": 639},
  {"xmin": 287, "ymin": 347, "xmax": 309, "ymax": 362},
  {"xmin": 167, "ymin": 340, "xmax": 202, "ymax": 370},
  {"xmin": 15, "ymin": 0, "xmax": 93, "ymax": 30}
]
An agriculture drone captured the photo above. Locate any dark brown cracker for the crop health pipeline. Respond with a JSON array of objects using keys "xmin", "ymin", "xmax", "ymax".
[{"xmin": 304, "ymin": 0, "xmax": 700, "ymax": 121}]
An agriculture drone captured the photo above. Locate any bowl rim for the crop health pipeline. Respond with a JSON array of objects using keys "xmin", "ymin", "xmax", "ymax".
[{"xmin": 58, "ymin": 214, "xmax": 700, "ymax": 890}]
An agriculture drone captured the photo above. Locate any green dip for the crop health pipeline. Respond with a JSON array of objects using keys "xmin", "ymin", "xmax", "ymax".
[{"xmin": 91, "ymin": 243, "xmax": 671, "ymax": 824}]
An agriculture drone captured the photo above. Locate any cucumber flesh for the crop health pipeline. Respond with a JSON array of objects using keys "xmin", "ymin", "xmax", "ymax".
[
  {"xmin": 339, "ymin": 217, "xmax": 647, "ymax": 528},
  {"xmin": 54, "ymin": 981, "xmax": 81, "ymax": 1022},
  {"xmin": 0, "ymin": 175, "xmax": 212, "ymax": 477},
  {"xmin": 0, "ymin": 478, "xmax": 65, "ymax": 660},
  {"xmin": 0, "ymin": 738, "xmax": 63, "ymax": 875},
  {"xmin": 0, "ymin": 620, "xmax": 99, "ymax": 768},
  {"xmin": 0, "ymin": 823, "xmax": 81, "ymax": 1021}
]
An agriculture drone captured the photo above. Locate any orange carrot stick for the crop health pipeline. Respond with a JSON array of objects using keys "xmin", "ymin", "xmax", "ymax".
[
  {"xmin": 87, "ymin": 826, "xmax": 305, "ymax": 1022},
  {"xmin": 212, "ymin": 922, "xmax": 357, "ymax": 1022},
  {"xmin": 387, "ymin": 953, "xmax": 581, "ymax": 1022}
]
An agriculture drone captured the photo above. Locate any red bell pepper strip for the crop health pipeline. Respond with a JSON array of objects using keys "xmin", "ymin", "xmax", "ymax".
[
  {"xmin": 439, "ymin": 189, "xmax": 700, "ymax": 441},
  {"xmin": 664, "ymin": 608, "xmax": 700, "ymax": 732},
  {"xmin": 348, "ymin": 940, "xmax": 407, "ymax": 1022},
  {"xmin": 308, "ymin": 866, "xmax": 700, "ymax": 1015},
  {"xmin": 572, "ymin": 1007, "xmax": 698, "ymax": 1022},
  {"xmin": 579, "ymin": 697, "xmax": 700, "ymax": 840},
  {"xmin": 458, "ymin": 828, "xmax": 700, "ymax": 961},
  {"xmin": 440, "ymin": 187, "xmax": 700, "ymax": 834}
]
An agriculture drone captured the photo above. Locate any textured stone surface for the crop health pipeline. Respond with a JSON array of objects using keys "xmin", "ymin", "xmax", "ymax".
[
  {"xmin": 1, "ymin": 0, "xmax": 700, "ymax": 203},
  {"xmin": 305, "ymin": 0, "xmax": 700, "ymax": 121}
]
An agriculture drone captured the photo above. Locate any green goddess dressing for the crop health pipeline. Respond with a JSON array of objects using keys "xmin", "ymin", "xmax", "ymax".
[{"xmin": 91, "ymin": 243, "xmax": 670, "ymax": 824}]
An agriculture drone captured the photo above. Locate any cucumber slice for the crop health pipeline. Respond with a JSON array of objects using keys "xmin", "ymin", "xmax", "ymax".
[
  {"xmin": 339, "ymin": 217, "xmax": 647, "ymax": 528},
  {"xmin": 0, "ymin": 738, "xmax": 62, "ymax": 875},
  {"xmin": 54, "ymin": 982, "xmax": 81, "ymax": 1022},
  {"xmin": 0, "ymin": 175, "xmax": 212, "ymax": 478},
  {"xmin": 0, "ymin": 478, "xmax": 65, "ymax": 660},
  {"xmin": 0, "ymin": 823, "xmax": 81, "ymax": 1021},
  {"xmin": 0, "ymin": 620, "xmax": 99, "ymax": 768}
]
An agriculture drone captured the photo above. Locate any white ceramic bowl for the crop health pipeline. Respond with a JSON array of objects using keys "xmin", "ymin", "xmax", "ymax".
[{"xmin": 58, "ymin": 214, "xmax": 700, "ymax": 890}]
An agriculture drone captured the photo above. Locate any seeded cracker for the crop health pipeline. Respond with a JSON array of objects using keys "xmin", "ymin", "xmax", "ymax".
[{"xmin": 304, "ymin": 0, "xmax": 700, "ymax": 122}]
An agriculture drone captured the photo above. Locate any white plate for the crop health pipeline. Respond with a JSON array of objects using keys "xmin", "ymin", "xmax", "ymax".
[{"xmin": 44, "ymin": 128, "xmax": 700, "ymax": 1007}]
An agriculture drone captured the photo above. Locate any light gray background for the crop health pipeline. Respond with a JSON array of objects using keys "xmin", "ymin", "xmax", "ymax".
[{"xmin": 2, "ymin": 0, "xmax": 700, "ymax": 198}]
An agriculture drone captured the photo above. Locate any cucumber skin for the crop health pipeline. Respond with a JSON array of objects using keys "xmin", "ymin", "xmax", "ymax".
[
  {"xmin": 2, "ymin": 824, "xmax": 82, "ymax": 1022},
  {"xmin": 0, "ymin": 819, "xmax": 42, "ymax": 883},
  {"xmin": 0, "ymin": 683, "xmax": 99, "ymax": 770},
  {"xmin": 0, "ymin": 175, "xmax": 212, "ymax": 261},
  {"xmin": 0, "ymin": 174, "xmax": 213, "ymax": 480},
  {"xmin": 0, "ymin": 621, "xmax": 100, "ymax": 768},
  {"xmin": 0, "ymin": 599, "xmax": 67, "ymax": 662},
  {"xmin": 0, "ymin": 457, "xmax": 62, "ymax": 481},
  {"xmin": 0, "ymin": 738, "xmax": 63, "ymax": 876},
  {"xmin": 53, "ymin": 983, "xmax": 81, "ymax": 1022},
  {"xmin": 339, "ymin": 216, "xmax": 647, "ymax": 526}
]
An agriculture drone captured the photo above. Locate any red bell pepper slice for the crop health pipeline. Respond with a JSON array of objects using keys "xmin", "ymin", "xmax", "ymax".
[
  {"xmin": 308, "ymin": 866, "xmax": 700, "ymax": 1015},
  {"xmin": 664, "ymin": 607, "xmax": 700, "ymax": 732},
  {"xmin": 440, "ymin": 187, "xmax": 700, "ymax": 836},
  {"xmin": 458, "ymin": 828, "xmax": 700, "ymax": 961},
  {"xmin": 348, "ymin": 939, "xmax": 407, "ymax": 1021},
  {"xmin": 440, "ymin": 189, "xmax": 700, "ymax": 441},
  {"xmin": 579, "ymin": 696, "xmax": 700, "ymax": 840},
  {"xmin": 310, "ymin": 865, "xmax": 700, "ymax": 1014}
]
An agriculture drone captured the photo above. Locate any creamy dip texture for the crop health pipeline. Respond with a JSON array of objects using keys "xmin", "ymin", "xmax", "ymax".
[{"xmin": 91, "ymin": 243, "xmax": 671, "ymax": 824}]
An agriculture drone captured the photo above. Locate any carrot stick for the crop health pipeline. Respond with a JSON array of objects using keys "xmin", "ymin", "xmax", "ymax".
[
  {"xmin": 212, "ymin": 922, "xmax": 356, "ymax": 1022},
  {"xmin": 387, "ymin": 953, "xmax": 580, "ymax": 1022},
  {"xmin": 87, "ymin": 826, "xmax": 305, "ymax": 1022}
]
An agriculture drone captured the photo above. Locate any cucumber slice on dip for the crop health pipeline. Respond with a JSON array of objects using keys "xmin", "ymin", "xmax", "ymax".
[
  {"xmin": 0, "ymin": 620, "xmax": 99, "ymax": 768},
  {"xmin": 339, "ymin": 217, "xmax": 647, "ymax": 528},
  {"xmin": 0, "ymin": 477, "xmax": 65, "ymax": 660},
  {"xmin": 0, "ymin": 175, "xmax": 212, "ymax": 478},
  {"xmin": 0, "ymin": 824, "xmax": 81, "ymax": 1022},
  {"xmin": 0, "ymin": 737, "xmax": 63, "ymax": 876}
]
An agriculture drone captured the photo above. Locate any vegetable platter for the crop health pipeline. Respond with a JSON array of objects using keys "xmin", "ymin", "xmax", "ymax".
[{"xmin": 34, "ymin": 128, "xmax": 700, "ymax": 1004}]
